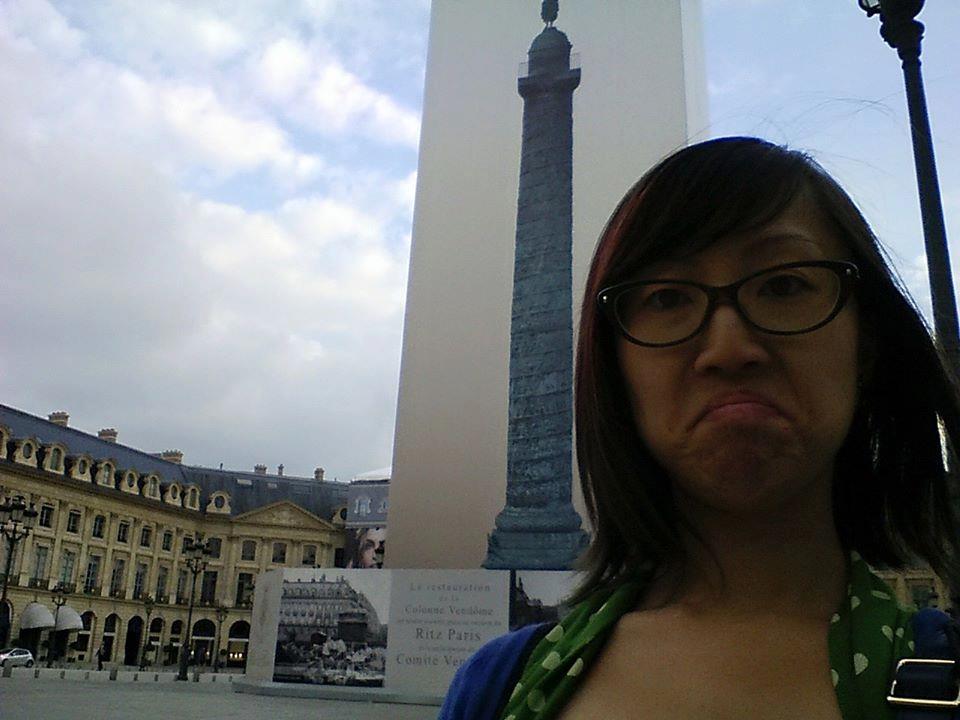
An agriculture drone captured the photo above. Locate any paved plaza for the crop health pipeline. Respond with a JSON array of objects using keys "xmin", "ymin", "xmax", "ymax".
[{"xmin": 0, "ymin": 678, "xmax": 440, "ymax": 720}]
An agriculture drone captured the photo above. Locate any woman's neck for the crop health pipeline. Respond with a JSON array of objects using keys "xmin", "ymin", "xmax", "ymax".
[{"xmin": 641, "ymin": 481, "xmax": 849, "ymax": 622}]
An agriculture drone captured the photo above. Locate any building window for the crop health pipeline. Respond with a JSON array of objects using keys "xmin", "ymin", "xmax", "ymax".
[
  {"xmin": 272, "ymin": 543, "xmax": 286, "ymax": 564},
  {"xmin": 33, "ymin": 546, "xmax": 49, "ymax": 581},
  {"xmin": 241, "ymin": 540, "xmax": 256, "ymax": 562},
  {"xmin": 66, "ymin": 510, "xmax": 81, "ymax": 534},
  {"xmin": 139, "ymin": 526, "xmax": 152, "ymax": 548},
  {"xmin": 22, "ymin": 443, "xmax": 33, "ymax": 459},
  {"xmin": 207, "ymin": 537, "xmax": 222, "ymax": 559},
  {"xmin": 39, "ymin": 505, "xmax": 54, "ymax": 528},
  {"xmin": 161, "ymin": 531, "xmax": 173, "ymax": 551},
  {"xmin": 301, "ymin": 545, "xmax": 317, "ymax": 566},
  {"xmin": 134, "ymin": 563, "xmax": 148, "ymax": 598},
  {"xmin": 58, "ymin": 549, "xmax": 76, "ymax": 584},
  {"xmin": 235, "ymin": 573, "xmax": 254, "ymax": 606},
  {"xmin": 84, "ymin": 554, "xmax": 101, "ymax": 593},
  {"xmin": 109, "ymin": 558, "xmax": 125, "ymax": 596},
  {"xmin": 77, "ymin": 459, "xmax": 88, "ymax": 475},
  {"xmin": 181, "ymin": 535, "xmax": 191, "ymax": 553},
  {"xmin": 176, "ymin": 569, "xmax": 188, "ymax": 602},
  {"xmin": 92, "ymin": 515, "xmax": 105, "ymax": 539},
  {"xmin": 200, "ymin": 570, "xmax": 218, "ymax": 605},
  {"xmin": 156, "ymin": 566, "xmax": 169, "ymax": 600},
  {"xmin": 214, "ymin": 494, "xmax": 225, "ymax": 510},
  {"xmin": 117, "ymin": 522, "xmax": 129, "ymax": 543},
  {"xmin": 50, "ymin": 448, "xmax": 63, "ymax": 471}
]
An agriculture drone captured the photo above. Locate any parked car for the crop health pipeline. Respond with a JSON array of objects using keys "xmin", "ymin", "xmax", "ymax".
[{"xmin": 0, "ymin": 647, "xmax": 35, "ymax": 668}]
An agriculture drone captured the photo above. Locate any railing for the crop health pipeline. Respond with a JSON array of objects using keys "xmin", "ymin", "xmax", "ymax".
[
  {"xmin": 157, "ymin": 594, "xmax": 170, "ymax": 605},
  {"xmin": 108, "ymin": 586, "xmax": 124, "ymax": 598},
  {"xmin": 175, "ymin": 595, "xmax": 188, "ymax": 606},
  {"xmin": 28, "ymin": 576, "xmax": 49, "ymax": 589},
  {"xmin": 81, "ymin": 584, "xmax": 100, "ymax": 596},
  {"xmin": 58, "ymin": 583, "xmax": 77, "ymax": 594},
  {"xmin": 132, "ymin": 589, "xmax": 145, "ymax": 600}
]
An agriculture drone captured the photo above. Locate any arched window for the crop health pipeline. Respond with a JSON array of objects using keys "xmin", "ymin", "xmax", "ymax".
[{"xmin": 50, "ymin": 448, "xmax": 63, "ymax": 471}]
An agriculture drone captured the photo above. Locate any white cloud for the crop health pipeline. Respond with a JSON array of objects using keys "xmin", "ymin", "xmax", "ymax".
[{"xmin": 0, "ymin": 1, "xmax": 425, "ymax": 480}]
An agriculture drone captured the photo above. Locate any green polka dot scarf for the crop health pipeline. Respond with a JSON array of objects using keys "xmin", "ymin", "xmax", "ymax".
[{"xmin": 500, "ymin": 552, "xmax": 916, "ymax": 720}]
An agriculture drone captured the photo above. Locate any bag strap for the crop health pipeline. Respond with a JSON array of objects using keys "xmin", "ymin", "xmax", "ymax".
[{"xmin": 890, "ymin": 608, "xmax": 960, "ymax": 720}]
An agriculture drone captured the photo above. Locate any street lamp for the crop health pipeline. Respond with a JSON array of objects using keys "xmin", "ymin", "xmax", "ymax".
[
  {"xmin": 139, "ymin": 594, "xmax": 155, "ymax": 671},
  {"xmin": 857, "ymin": 0, "xmax": 959, "ymax": 362},
  {"xmin": 0, "ymin": 495, "xmax": 38, "ymax": 646},
  {"xmin": 213, "ymin": 605, "xmax": 228, "ymax": 673},
  {"xmin": 176, "ymin": 534, "xmax": 211, "ymax": 681},
  {"xmin": 47, "ymin": 583, "xmax": 67, "ymax": 667}
]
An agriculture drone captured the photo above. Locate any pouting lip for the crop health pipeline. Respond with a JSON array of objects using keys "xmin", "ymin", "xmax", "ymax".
[{"xmin": 694, "ymin": 391, "xmax": 788, "ymax": 427}]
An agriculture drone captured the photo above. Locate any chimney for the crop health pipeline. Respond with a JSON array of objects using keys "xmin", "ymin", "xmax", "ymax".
[
  {"xmin": 254, "ymin": 464, "xmax": 267, "ymax": 475},
  {"xmin": 314, "ymin": 467, "xmax": 325, "ymax": 481},
  {"xmin": 98, "ymin": 428, "xmax": 118, "ymax": 443},
  {"xmin": 277, "ymin": 464, "xmax": 284, "ymax": 477},
  {"xmin": 160, "ymin": 450, "xmax": 183, "ymax": 465},
  {"xmin": 48, "ymin": 411, "xmax": 69, "ymax": 427}
]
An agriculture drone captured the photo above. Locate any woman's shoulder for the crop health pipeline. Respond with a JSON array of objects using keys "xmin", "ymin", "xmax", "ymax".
[{"xmin": 438, "ymin": 622, "xmax": 553, "ymax": 720}]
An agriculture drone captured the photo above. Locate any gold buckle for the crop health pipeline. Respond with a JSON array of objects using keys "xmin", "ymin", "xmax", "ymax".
[{"xmin": 887, "ymin": 658, "xmax": 960, "ymax": 709}]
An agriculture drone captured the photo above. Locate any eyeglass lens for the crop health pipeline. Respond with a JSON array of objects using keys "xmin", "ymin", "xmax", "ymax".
[{"xmin": 615, "ymin": 265, "xmax": 843, "ymax": 345}]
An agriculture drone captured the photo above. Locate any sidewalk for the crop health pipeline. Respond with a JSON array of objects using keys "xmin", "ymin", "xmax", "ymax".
[
  {"xmin": 0, "ymin": 677, "xmax": 440, "ymax": 720},
  {"xmin": 1, "ymin": 664, "xmax": 239, "ymax": 685}
]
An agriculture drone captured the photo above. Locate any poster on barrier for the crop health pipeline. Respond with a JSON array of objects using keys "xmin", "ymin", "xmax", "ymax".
[
  {"xmin": 272, "ymin": 569, "xmax": 391, "ymax": 687},
  {"xmin": 385, "ymin": 570, "xmax": 510, "ymax": 696}
]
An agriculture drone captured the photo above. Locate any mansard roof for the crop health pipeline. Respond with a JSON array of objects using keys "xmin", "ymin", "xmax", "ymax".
[{"xmin": 0, "ymin": 403, "xmax": 348, "ymax": 520}]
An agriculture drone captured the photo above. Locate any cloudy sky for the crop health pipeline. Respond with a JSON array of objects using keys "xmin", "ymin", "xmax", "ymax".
[{"xmin": 1, "ymin": 1, "xmax": 957, "ymax": 482}]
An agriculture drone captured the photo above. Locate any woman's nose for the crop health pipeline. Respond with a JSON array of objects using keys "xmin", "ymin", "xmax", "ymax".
[{"xmin": 692, "ymin": 304, "xmax": 771, "ymax": 375}]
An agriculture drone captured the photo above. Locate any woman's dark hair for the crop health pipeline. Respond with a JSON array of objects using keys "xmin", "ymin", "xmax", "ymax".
[{"xmin": 573, "ymin": 136, "xmax": 960, "ymax": 603}]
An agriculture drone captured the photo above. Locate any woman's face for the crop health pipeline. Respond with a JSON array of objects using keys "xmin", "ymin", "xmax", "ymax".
[{"xmin": 616, "ymin": 193, "xmax": 861, "ymax": 518}]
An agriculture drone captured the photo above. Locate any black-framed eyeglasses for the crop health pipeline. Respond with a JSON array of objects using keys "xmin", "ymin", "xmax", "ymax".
[{"xmin": 598, "ymin": 260, "xmax": 860, "ymax": 348}]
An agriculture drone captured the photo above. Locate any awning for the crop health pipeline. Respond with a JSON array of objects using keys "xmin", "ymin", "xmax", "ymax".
[
  {"xmin": 54, "ymin": 605, "xmax": 84, "ymax": 631},
  {"xmin": 19, "ymin": 602, "xmax": 55, "ymax": 630}
]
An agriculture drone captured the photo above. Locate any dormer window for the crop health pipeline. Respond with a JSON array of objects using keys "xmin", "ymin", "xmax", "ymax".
[
  {"xmin": 78, "ymin": 459, "xmax": 87, "ymax": 474},
  {"xmin": 121, "ymin": 471, "xmax": 139, "ymax": 494},
  {"xmin": 97, "ymin": 462, "xmax": 115, "ymax": 487},
  {"xmin": 50, "ymin": 448, "xmax": 63, "ymax": 471},
  {"xmin": 165, "ymin": 483, "xmax": 181, "ymax": 506},
  {"xmin": 205, "ymin": 491, "xmax": 231, "ymax": 514},
  {"xmin": 23, "ymin": 442, "xmax": 33, "ymax": 459}
]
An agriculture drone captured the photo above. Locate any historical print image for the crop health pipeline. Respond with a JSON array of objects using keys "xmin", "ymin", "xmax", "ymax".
[
  {"xmin": 273, "ymin": 569, "xmax": 391, "ymax": 687},
  {"xmin": 509, "ymin": 570, "xmax": 578, "ymax": 631}
]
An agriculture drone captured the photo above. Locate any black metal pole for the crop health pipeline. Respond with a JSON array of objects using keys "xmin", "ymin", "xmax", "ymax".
[
  {"xmin": 176, "ymin": 567, "xmax": 198, "ymax": 681},
  {"xmin": 886, "ymin": 11, "xmax": 960, "ymax": 363},
  {"xmin": 0, "ymin": 536, "xmax": 15, "ymax": 646},
  {"xmin": 903, "ymin": 66, "xmax": 959, "ymax": 358},
  {"xmin": 1, "ymin": 535, "xmax": 14, "ymax": 603}
]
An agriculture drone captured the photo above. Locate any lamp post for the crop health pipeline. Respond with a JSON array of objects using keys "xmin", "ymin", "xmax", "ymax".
[
  {"xmin": 139, "ymin": 594, "xmax": 155, "ymax": 671},
  {"xmin": 857, "ymin": 0, "xmax": 959, "ymax": 362},
  {"xmin": 176, "ymin": 534, "xmax": 211, "ymax": 681},
  {"xmin": 47, "ymin": 583, "xmax": 67, "ymax": 668},
  {"xmin": 0, "ymin": 495, "xmax": 38, "ymax": 646},
  {"xmin": 213, "ymin": 605, "xmax": 227, "ymax": 673}
]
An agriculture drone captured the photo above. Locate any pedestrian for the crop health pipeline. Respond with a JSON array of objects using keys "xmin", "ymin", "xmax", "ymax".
[{"xmin": 95, "ymin": 645, "xmax": 104, "ymax": 672}]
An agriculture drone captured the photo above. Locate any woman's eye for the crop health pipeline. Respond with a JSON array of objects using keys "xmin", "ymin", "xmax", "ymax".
[
  {"xmin": 643, "ymin": 287, "xmax": 691, "ymax": 310},
  {"xmin": 758, "ymin": 274, "xmax": 810, "ymax": 297}
]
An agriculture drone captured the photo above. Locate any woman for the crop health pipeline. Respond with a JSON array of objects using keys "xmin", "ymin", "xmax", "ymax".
[{"xmin": 440, "ymin": 137, "xmax": 960, "ymax": 720}]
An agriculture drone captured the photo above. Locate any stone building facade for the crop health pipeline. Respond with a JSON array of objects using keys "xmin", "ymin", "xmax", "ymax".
[{"xmin": 0, "ymin": 404, "xmax": 348, "ymax": 669}]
